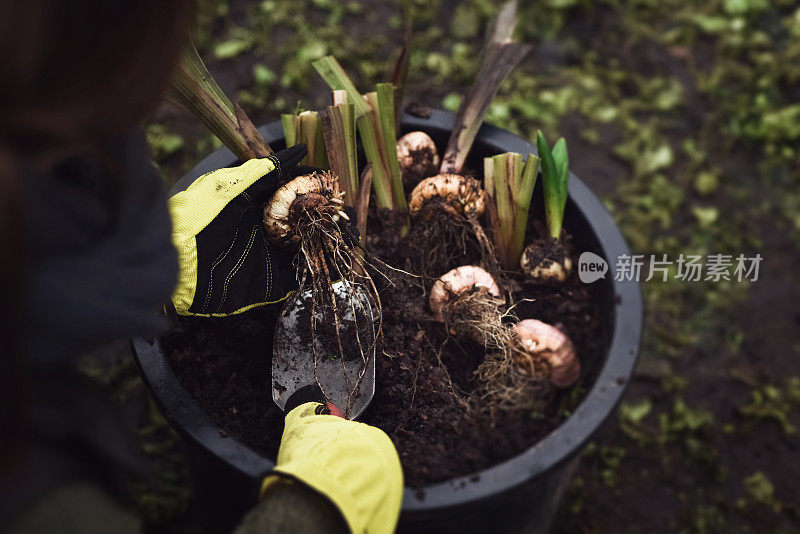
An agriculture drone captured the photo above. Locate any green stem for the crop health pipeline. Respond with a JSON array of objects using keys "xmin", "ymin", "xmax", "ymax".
[
  {"xmin": 282, "ymin": 111, "xmax": 328, "ymax": 168},
  {"xmin": 312, "ymin": 56, "xmax": 371, "ymax": 118},
  {"xmin": 357, "ymin": 108, "xmax": 393, "ymax": 209},
  {"xmin": 313, "ymin": 56, "xmax": 410, "ymax": 234},
  {"xmin": 312, "ymin": 59, "xmax": 391, "ymax": 208},
  {"xmin": 513, "ymin": 154, "xmax": 540, "ymax": 254},
  {"xmin": 167, "ymin": 39, "xmax": 272, "ymax": 161},
  {"xmin": 321, "ymin": 100, "xmax": 359, "ymax": 206},
  {"xmin": 376, "ymin": 83, "xmax": 407, "ymax": 212},
  {"xmin": 299, "ymin": 111, "xmax": 329, "ymax": 168},
  {"xmin": 282, "ymin": 114, "xmax": 297, "ymax": 147},
  {"xmin": 484, "ymin": 151, "xmax": 539, "ymax": 268}
]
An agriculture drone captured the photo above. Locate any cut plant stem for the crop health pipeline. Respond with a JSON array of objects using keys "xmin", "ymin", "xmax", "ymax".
[
  {"xmin": 332, "ymin": 90, "xmax": 349, "ymax": 107},
  {"xmin": 355, "ymin": 164, "xmax": 374, "ymax": 244},
  {"xmin": 167, "ymin": 39, "xmax": 272, "ymax": 161},
  {"xmin": 364, "ymin": 85, "xmax": 406, "ymax": 213},
  {"xmin": 281, "ymin": 111, "xmax": 328, "ymax": 168},
  {"xmin": 484, "ymin": 152, "xmax": 540, "ymax": 269},
  {"xmin": 312, "ymin": 58, "xmax": 408, "ymax": 225},
  {"xmin": 311, "ymin": 56, "xmax": 371, "ymax": 118},
  {"xmin": 321, "ymin": 95, "xmax": 359, "ymax": 206},
  {"xmin": 351, "ymin": 164, "xmax": 374, "ymax": 273},
  {"xmin": 281, "ymin": 114, "xmax": 297, "ymax": 146},
  {"xmin": 439, "ymin": 0, "xmax": 531, "ymax": 174}
]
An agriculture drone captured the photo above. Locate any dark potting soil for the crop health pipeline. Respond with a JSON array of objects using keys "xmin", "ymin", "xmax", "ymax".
[
  {"xmin": 400, "ymin": 148, "xmax": 440, "ymax": 192},
  {"xmin": 521, "ymin": 235, "xmax": 571, "ymax": 272},
  {"xmin": 162, "ymin": 209, "xmax": 608, "ymax": 487}
]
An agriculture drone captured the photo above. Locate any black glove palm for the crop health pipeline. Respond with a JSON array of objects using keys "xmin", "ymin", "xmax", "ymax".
[{"xmin": 169, "ymin": 145, "xmax": 307, "ymax": 316}]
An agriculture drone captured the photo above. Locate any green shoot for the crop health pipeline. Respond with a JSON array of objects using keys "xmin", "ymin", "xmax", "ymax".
[
  {"xmin": 168, "ymin": 39, "xmax": 272, "ymax": 161},
  {"xmin": 536, "ymin": 131, "xmax": 570, "ymax": 239},
  {"xmin": 321, "ymin": 96, "xmax": 359, "ymax": 207},
  {"xmin": 484, "ymin": 152, "xmax": 540, "ymax": 268}
]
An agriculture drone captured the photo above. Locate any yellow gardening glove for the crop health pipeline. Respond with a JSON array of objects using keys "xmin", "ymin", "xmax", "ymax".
[
  {"xmin": 168, "ymin": 145, "xmax": 308, "ymax": 316},
  {"xmin": 262, "ymin": 402, "xmax": 404, "ymax": 534}
]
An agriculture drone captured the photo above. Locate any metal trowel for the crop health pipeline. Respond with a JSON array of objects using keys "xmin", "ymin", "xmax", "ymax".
[{"xmin": 271, "ymin": 280, "xmax": 377, "ymax": 420}]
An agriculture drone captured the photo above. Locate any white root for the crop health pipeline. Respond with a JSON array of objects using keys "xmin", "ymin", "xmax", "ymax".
[
  {"xmin": 397, "ymin": 131, "xmax": 440, "ymax": 170},
  {"xmin": 512, "ymin": 319, "xmax": 580, "ymax": 388},
  {"xmin": 428, "ymin": 265, "xmax": 501, "ymax": 322},
  {"xmin": 408, "ymin": 174, "xmax": 487, "ymax": 218},
  {"xmin": 263, "ymin": 172, "xmax": 343, "ymax": 244}
]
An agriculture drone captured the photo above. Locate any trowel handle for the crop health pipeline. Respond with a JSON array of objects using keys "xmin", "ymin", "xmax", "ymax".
[{"xmin": 285, "ymin": 384, "xmax": 345, "ymax": 418}]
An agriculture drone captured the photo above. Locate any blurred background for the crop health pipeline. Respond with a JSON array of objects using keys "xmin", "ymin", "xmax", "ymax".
[{"xmin": 87, "ymin": 0, "xmax": 800, "ymax": 531}]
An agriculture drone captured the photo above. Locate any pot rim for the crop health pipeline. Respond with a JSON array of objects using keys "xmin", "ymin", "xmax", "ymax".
[{"xmin": 132, "ymin": 109, "xmax": 642, "ymax": 512}]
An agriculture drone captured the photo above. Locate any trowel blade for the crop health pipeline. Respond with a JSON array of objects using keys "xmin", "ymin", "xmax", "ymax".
[{"xmin": 271, "ymin": 280, "xmax": 377, "ymax": 420}]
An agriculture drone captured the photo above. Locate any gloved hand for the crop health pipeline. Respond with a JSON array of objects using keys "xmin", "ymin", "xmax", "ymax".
[
  {"xmin": 168, "ymin": 145, "xmax": 309, "ymax": 316},
  {"xmin": 262, "ymin": 402, "xmax": 404, "ymax": 534}
]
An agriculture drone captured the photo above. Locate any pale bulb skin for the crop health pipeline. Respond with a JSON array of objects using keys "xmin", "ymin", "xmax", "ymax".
[
  {"xmin": 408, "ymin": 174, "xmax": 487, "ymax": 218},
  {"xmin": 520, "ymin": 241, "xmax": 573, "ymax": 285},
  {"xmin": 512, "ymin": 319, "xmax": 580, "ymax": 388},
  {"xmin": 428, "ymin": 265, "xmax": 500, "ymax": 322},
  {"xmin": 396, "ymin": 131, "xmax": 440, "ymax": 170},
  {"xmin": 262, "ymin": 172, "xmax": 344, "ymax": 244}
]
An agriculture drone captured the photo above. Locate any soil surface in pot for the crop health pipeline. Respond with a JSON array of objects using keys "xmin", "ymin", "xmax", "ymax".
[{"xmin": 162, "ymin": 209, "xmax": 609, "ymax": 487}]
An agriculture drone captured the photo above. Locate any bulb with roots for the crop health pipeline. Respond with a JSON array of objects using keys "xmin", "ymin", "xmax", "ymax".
[
  {"xmin": 408, "ymin": 173, "xmax": 486, "ymax": 219},
  {"xmin": 511, "ymin": 319, "xmax": 580, "ymax": 388},
  {"xmin": 396, "ymin": 131, "xmax": 440, "ymax": 189},
  {"xmin": 263, "ymin": 171, "xmax": 348, "ymax": 245},
  {"xmin": 263, "ymin": 171, "xmax": 381, "ymax": 386},
  {"xmin": 428, "ymin": 265, "xmax": 506, "ymax": 347},
  {"xmin": 519, "ymin": 238, "xmax": 573, "ymax": 286},
  {"xmin": 407, "ymin": 174, "xmax": 495, "ymax": 275}
]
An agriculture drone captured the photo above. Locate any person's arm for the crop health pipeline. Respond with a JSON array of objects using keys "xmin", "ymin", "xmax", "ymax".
[
  {"xmin": 235, "ymin": 478, "xmax": 348, "ymax": 534},
  {"xmin": 235, "ymin": 402, "xmax": 403, "ymax": 534}
]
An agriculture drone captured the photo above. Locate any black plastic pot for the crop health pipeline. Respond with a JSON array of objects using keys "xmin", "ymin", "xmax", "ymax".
[{"xmin": 132, "ymin": 110, "xmax": 642, "ymax": 534}]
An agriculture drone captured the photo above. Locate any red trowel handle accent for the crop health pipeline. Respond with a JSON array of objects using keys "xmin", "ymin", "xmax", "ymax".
[
  {"xmin": 285, "ymin": 384, "xmax": 346, "ymax": 418},
  {"xmin": 326, "ymin": 402, "xmax": 345, "ymax": 418}
]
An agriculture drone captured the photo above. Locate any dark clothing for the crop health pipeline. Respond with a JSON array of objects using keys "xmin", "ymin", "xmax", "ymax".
[
  {"xmin": 1, "ymin": 130, "xmax": 177, "ymax": 527},
  {"xmin": 24, "ymin": 130, "xmax": 177, "ymax": 365}
]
